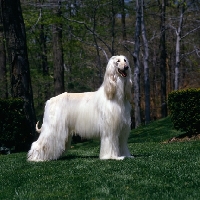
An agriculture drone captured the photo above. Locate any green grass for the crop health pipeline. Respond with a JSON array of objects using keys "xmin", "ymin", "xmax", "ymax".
[{"xmin": 1, "ymin": 117, "xmax": 200, "ymax": 199}]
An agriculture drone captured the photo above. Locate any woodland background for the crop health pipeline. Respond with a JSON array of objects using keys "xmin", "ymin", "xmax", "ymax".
[{"xmin": 0, "ymin": 0, "xmax": 200, "ymax": 130}]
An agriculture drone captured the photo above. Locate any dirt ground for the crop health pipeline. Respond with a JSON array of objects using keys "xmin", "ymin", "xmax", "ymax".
[{"xmin": 164, "ymin": 132, "xmax": 200, "ymax": 143}]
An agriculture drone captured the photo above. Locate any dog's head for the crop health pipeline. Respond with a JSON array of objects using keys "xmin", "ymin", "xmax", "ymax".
[
  {"xmin": 113, "ymin": 55, "xmax": 130, "ymax": 78},
  {"xmin": 103, "ymin": 55, "xmax": 132, "ymax": 100}
]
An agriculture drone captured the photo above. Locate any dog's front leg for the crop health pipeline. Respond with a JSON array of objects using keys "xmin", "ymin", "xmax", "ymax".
[
  {"xmin": 119, "ymin": 126, "xmax": 132, "ymax": 158},
  {"xmin": 99, "ymin": 134, "xmax": 124, "ymax": 160}
]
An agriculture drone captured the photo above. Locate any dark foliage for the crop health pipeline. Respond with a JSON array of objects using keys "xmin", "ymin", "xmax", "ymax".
[
  {"xmin": 168, "ymin": 88, "xmax": 200, "ymax": 135},
  {"xmin": 0, "ymin": 98, "xmax": 33, "ymax": 153}
]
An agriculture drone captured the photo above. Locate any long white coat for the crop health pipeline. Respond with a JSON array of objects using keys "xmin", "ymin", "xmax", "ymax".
[{"xmin": 28, "ymin": 55, "xmax": 132, "ymax": 161}]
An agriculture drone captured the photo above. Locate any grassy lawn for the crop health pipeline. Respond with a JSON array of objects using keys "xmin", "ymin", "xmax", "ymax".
[{"xmin": 1, "ymin": 117, "xmax": 200, "ymax": 199}]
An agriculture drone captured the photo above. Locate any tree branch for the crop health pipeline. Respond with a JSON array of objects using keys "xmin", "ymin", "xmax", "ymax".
[
  {"xmin": 28, "ymin": 8, "xmax": 42, "ymax": 32},
  {"xmin": 180, "ymin": 49, "xmax": 197, "ymax": 61},
  {"xmin": 181, "ymin": 25, "xmax": 200, "ymax": 40},
  {"xmin": 69, "ymin": 32, "xmax": 109, "ymax": 61},
  {"xmin": 64, "ymin": 17, "xmax": 112, "ymax": 54}
]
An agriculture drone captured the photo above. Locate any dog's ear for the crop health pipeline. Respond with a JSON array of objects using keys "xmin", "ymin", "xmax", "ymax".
[
  {"xmin": 104, "ymin": 73, "xmax": 116, "ymax": 100},
  {"xmin": 103, "ymin": 58, "xmax": 117, "ymax": 99}
]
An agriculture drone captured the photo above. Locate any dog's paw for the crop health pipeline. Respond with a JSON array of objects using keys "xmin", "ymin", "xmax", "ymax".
[
  {"xmin": 115, "ymin": 156, "xmax": 125, "ymax": 160},
  {"xmin": 100, "ymin": 155, "xmax": 125, "ymax": 160}
]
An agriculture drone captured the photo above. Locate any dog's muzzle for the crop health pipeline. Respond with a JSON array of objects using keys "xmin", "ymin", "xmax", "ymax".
[{"xmin": 118, "ymin": 66, "xmax": 129, "ymax": 77}]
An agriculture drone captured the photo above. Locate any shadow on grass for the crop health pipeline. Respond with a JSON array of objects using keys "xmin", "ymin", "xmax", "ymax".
[
  {"xmin": 59, "ymin": 155, "xmax": 99, "ymax": 161},
  {"xmin": 59, "ymin": 154, "xmax": 152, "ymax": 161}
]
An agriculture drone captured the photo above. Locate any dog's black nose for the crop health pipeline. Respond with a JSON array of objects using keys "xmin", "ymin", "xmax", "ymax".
[{"xmin": 124, "ymin": 65, "xmax": 129, "ymax": 70}]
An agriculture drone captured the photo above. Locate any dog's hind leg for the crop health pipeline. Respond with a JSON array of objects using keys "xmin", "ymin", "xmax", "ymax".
[
  {"xmin": 65, "ymin": 134, "xmax": 72, "ymax": 152},
  {"xmin": 28, "ymin": 121, "xmax": 68, "ymax": 161}
]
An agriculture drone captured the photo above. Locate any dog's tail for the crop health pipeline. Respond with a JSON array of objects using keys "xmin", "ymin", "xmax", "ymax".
[{"xmin": 36, "ymin": 121, "xmax": 41, "ymax": 133}]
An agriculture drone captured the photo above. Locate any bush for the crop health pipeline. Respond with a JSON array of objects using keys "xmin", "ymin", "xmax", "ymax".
[
  {"xmin": 168, "ymin": 88, "xmax": 200, "ymax": 135},
  {"xmin": 0, "ymin": 98, "xmax": 32, "ymax": 153}
]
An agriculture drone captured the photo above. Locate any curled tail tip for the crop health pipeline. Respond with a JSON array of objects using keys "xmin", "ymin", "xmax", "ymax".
[{"xmin": 36, "ymin": 121, "xmax": 41, "ymax": 133}]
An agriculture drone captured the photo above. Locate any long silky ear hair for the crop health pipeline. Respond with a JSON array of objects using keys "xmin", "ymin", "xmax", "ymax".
[{"xmin": 103, "ymin": 56, "xmax": 117, "ymax": 100}]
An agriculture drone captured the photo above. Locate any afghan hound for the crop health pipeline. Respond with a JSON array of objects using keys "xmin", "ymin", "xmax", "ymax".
[{"xmin": 28, "ymin": 55, "xmax": 132, "ymax": 161}]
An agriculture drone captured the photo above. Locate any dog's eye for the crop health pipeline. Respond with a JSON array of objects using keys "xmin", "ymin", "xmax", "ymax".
[
  {"xmin": 124, "ymin": 59, "xmax": 126, "ymax": 62},
  {"xmin": 117, "ymin": 59, "xmax": 120, "ymax": 62}
]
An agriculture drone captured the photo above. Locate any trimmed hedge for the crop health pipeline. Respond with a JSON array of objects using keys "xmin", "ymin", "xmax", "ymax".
[
  {"xmin": 168, "ymin": 88, "xmax": 200, "ymax": 135},
  {"xmin": 0, "ymin": 98, "xmax": 32, "ymax": 152}
]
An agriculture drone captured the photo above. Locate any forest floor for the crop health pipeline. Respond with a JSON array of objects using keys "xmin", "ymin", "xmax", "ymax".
[{"xmin": 167, "ymin": 132, "xmax": 200, "ymax": 143}]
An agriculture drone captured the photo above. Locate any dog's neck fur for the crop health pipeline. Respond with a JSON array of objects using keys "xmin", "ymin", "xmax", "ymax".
[{"xmin": 115, "ymin": 76, "xmax": 127, "ymax": 102}]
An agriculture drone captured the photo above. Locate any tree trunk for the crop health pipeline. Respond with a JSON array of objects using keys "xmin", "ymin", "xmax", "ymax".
[
  {"xmin": 141, "ymin": 0, "xmax": 150, "ymax": 124},
  {"xmin": 92, "ymin": 7, "xmax": 102, "ymax": 85},
  {"xmin": 159, "ymin": 0, "xmax": 167, "ymax": 118},
  {"xmin": 52, "ymin": 0, "xmax": 64, "ymax": 96},
  {"xmin": 0, "ymin": 6, "xmax": 7, "ymax": 98},
  {"xmin": 39, "ymin": 23, "xmax": 48, "ymax": 76},
  {"xmin": 152, "ymin": 49, "xmax": 158, "ymax": 119},
  {"xmin": 1, "ymin": 0, "xmax": 36, "ymax": 136},
  {"xmin": 175, "ymin": 3, "xmax": 185, "ymax": 91},
  {"xmin": 120, "ymin": 0, "xmax": 127, "ymax": 40},
  {"xmin": 133, "ymin": 0, "xmax": 141, "ymax": 128},
  {"xmin": 111, "ymin": 0, "xmax": 116, "ymax": 55}
]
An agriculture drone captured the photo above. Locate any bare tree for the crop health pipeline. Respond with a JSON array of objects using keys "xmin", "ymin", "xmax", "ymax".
[
  {"xmin": 159, "ymin": 0, "xmax": 167, "ymax": 117},
  {"xmin": 0, "ymin": 5, "xmax": 7, "ymax": 98},
  {"xmin": 52, "ymin": 0, "xmax": 64, "ymax": 96},
  {"xmin": 91, "ymin": 3, "xmax": 103, "ymax": 85},
  {"xmin": 174, "ymin": 1, "xmax": 185, "ymax": 91},
  {"xmin": 133, "ymin": 0, "xmax": 141, "ymax": 128},
  {"xmin": 120, "ymin": 0, "xmax": 127, "ymax": 40},
  {"xmin": 141, "ymin": 0, "xmax": 150, "ymax": 124},
  {"xmin": 39, "ymin": 11, "xmax": 48, "ymax": 76},
  {"xmin": 110, "ymin": 0, "xmax": 116, "ymax": 55},
  {"xmin": 169, "ymin": 0, "xmax": 200, "ymax": 90},
  {"xmin": 1, "ymin": 0, "xmax": 36, "ymax": 136}
]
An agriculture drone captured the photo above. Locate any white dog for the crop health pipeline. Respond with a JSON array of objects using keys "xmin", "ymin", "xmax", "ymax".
[{"xmin": 28, "ymin": 55, "xmax": 132, "ymax": 161}]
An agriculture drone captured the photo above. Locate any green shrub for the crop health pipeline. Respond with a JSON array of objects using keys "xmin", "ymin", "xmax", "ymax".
[
  {"xmin": 0, "ymin": 98, "xmax": 32, "ymax": 152},
  {"xmin": 168, "ymin": 88, "xmax": 200, "ymax": 135}
]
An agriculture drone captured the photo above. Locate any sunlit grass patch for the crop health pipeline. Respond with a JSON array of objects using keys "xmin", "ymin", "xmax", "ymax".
[{"xmin": 1, "ymin": 117, "xmax": 200, "ymax": 199}]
